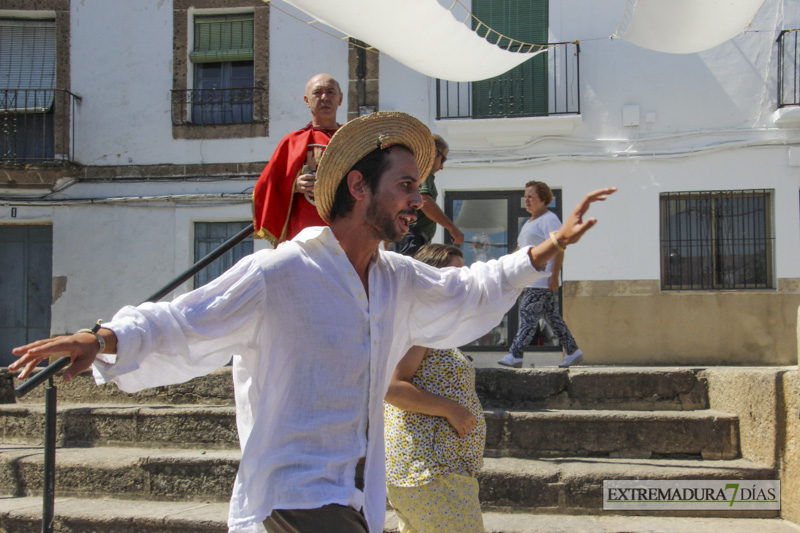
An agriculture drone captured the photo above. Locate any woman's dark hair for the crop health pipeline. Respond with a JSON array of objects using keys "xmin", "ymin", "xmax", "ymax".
[
  {"xmin": 413, "ymin": 243, "xmax": 464, "ymax": 269},
  {"xmin": 329, "ymin": 145, "xmax": 412, "ymax": 221}
]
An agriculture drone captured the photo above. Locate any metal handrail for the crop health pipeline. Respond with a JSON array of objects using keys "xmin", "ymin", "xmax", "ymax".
[{"xmin": 13, "ymin": 222, "xmax": 254, "ymax": 533}]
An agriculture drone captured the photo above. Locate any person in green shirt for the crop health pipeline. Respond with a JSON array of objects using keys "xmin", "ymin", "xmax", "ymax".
[{"xmin": 390, "ymin": 135, "xmax": 464, "ymax": 256}]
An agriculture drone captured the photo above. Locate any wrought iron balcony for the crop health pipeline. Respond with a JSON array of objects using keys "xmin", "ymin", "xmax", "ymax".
[
  {"xmin": 436, "ymin": 41, "xmax": 580, "ymax": 120},
  {"xmin": 171, "ymin": 86, "xmax": 267, "ymax": 125},
  {"xmin": 778, "ymin": 30, "xmax": 800, "ymax": 108},
  {"xmin": 0, "ymin": 89, "xmax": 81, "ymax": 164}
]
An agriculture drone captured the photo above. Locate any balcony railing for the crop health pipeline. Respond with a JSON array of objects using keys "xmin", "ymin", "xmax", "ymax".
[
  {"xmin": 778, "ymin": 30, "xmax": 800, "ymax": 108},
  {"xmin": 171, "ymin": 87, "xmax": 267, "ymax": 125},
  {"xmin": 437, "ymin": 41, "xmax": 580, "ymax": 120},
  {"xmin": 0, "ymin": 89, "xmax": 81, "ymax": 164}
]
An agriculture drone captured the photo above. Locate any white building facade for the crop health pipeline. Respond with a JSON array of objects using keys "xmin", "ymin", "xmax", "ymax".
[{"xmin": 1, "ymin": 0, "xmax": 799, "ymax": 365}]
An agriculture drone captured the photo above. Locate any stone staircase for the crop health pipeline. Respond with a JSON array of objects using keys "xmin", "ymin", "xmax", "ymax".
[{"xmin": 0, "ymin": 366, "xmax": 795, "ymax": 532}]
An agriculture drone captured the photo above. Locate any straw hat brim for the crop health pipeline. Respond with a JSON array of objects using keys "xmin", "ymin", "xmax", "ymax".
[{"xmin": 315, "ymin": 111, "xmax": 436, "ymax": 224}]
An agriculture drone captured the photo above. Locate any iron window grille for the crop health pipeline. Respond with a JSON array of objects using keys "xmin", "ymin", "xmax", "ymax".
[
  {"xmin": 0, "ymin": 88, "xmax": 80, "ymax": 164},
  {"xmin": 660, "ymin": 190, "xmax": 774, "ymax": 290},
  {"xmin": 193, "ymin": 221, "xmax": 254, "ymax": 289},
  {"xmin": 436, "ymin": 41, "xmax": 580, "ymax": 119}
]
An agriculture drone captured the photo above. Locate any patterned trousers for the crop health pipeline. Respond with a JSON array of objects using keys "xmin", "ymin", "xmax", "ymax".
[{"xmin": 509, "ymin": 288, "xmax": 579, "ymax": 357}]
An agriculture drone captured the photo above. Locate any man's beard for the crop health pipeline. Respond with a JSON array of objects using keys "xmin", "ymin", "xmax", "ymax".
[{"xmin": 366, "ymin": 197, "xmax": 406, "ymax": 243}]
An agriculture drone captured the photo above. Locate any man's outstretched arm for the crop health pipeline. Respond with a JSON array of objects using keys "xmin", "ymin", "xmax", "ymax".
[
  {"xmin": 528, "ymin": 187, "xmax": 617, "ymax": 270},
  {"xmin": 10, "ymin": 327, "xmax": 118, "ymax": 382}
]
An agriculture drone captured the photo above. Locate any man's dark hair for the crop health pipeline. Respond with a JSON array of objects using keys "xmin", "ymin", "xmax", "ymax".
[{"xmin": 329, "ymin": 144, "xmax": 413, "ymax": 221}]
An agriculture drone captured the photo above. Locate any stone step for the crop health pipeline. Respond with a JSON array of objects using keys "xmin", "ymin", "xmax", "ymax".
[
  {"xmin": 478, "ymin": 456, "xmax": 776, "ymax": 516},
  {"xmin": 0, "ymin": 404, "xmax": 738, "ymax": 459},
  {"xmin": 0, "ymin": 404, "xmax": 239, "ymax": 449},
  {"xmin": 475, "ymin": 367, "xmax": 709, "ymax": 410},
  {"xmin": 4, "ymin": 368, "xmax": 235, "ymax": 407},
  {"xmin": 7, "ymin": 366, "xmax": 710, "ymax": 411},
  {"xmin": 1, "ymin": 497, "xmax": 797, "ymax": 533},
  {"xmin": 0, "ymin": 446, "xmax": 239, "ymax": 503},
  {"xmin": 0, "ymin": 446, "xmax": 774, "ymax": 516},
  {"xmin": 483, "ymin": 408, "xmax": 739, "ymax": 460}
]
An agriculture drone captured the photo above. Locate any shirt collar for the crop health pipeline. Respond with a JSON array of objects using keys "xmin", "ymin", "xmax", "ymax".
[{"xmin": 291, "ymin": 226, "xmax": 382, "ymax": 266}]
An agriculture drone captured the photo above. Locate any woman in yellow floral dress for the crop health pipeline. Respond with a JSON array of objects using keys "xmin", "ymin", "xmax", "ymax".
[{"xmin": 384, "ymin": 244, "xmax": 486, "ymax": 533}]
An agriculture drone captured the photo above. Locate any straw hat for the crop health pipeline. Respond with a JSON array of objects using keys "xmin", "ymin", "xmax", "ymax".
[{"xmin": 315, "ymin": 111, "xmax": 436, "ymax": 223}]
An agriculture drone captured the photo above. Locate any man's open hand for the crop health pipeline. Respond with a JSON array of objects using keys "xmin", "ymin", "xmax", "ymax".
[
  {"xmin": 9, "ymin": 333, "xmax": 101, "ymax": 382},
  {"xmin": 555, "ymin": 187, "xmax": 617, "ymax": 246}
]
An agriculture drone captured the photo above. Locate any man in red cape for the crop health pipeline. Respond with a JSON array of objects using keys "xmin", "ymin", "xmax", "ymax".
[{"xmin": 253, "ymin": 73, "xmax": 343, "ymax": 245}]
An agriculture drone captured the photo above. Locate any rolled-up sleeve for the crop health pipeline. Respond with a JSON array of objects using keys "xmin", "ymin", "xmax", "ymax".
[
  {"xmin": 407, "ymin": 247, "xmax": 547, "ymax": 349},
  {"xmin": 92, "ymin": 255, "xmax": 267, "ymax": 393}
]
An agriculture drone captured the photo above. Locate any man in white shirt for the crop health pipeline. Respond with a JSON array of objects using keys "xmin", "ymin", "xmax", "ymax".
[{"xmin": 11, "ymin": 111, "xmax": 615, "ymax": 533}]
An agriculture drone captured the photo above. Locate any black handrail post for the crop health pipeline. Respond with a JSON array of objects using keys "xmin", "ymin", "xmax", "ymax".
[{"xmin": 42, "ymin": 376, "xmax": 57, "ymax": 533}]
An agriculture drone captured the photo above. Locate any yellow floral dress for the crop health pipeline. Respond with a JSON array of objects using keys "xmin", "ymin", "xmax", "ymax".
[{"xmin": 384, "ymin": 348, "xmax": 486, "ymax": 532}]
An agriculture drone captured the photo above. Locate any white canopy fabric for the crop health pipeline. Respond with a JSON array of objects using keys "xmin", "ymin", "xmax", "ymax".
[
  {"xmin": 279, "ymin": 0, "xmax": 544, "ymax": 82},
  {"xmin": 616, "ymin": 0, "xmax": 766, "ymax": 54}
]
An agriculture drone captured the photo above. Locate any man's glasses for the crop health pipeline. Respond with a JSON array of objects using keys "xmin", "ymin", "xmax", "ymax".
[{"xmin": 437, "ymin": 150, "xmax": 447, "ymax": 164}]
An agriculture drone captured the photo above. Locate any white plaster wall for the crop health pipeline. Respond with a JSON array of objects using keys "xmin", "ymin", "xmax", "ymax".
[
  {"xmin": 46, "ymin": 198, "xmax": 253, "ymax": 333},
  {"xmin": 379, "ymin": 55, "xmax": 433, "ymax": 123},
  {"xmin": 436, "ymin": 145, "xmax": 800, "ymax": 281},
  {"xmin": 70, "ymin": 0, "xmax": 349, "ymax": 166}
]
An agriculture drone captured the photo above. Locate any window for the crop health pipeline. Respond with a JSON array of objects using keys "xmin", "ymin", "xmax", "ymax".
[
  {"xmin": 445, "ymin": 189, "xmax": 563, "ymax": 351},
  {"xmin": 0, "ymin": 19, "xmax": 56, "ymax": 161},
  {"xmin": 660, "ymin": 190, "xmax": 775, "ymax": 290},
  {"xmin": 193, "ymin": 222, "xmax": 254, "ymax": 288},
  {"xmin": 172, "ymin": 1, "xmax": 269, "ymax": 140},
  {"xmin": 471, "ymin": 0, "xmax": 549, "ymax": 117},
  {"xmin": 190, "ymin": 14, "xmax": 255, "ymax": 125}
]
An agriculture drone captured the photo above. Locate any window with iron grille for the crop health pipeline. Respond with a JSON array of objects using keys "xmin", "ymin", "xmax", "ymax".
[
  {"xmin": 0, "ymin": 19, "xmax": 56, "ymax": 161},
  {"xmin": 660, "ymin": 190, "xmax": 774, "ymax": 290},
  {"xmin": 190, "ymin": 14, "xmax": 255, "ymax": 125},
  {"xmin": 193, "ymin": 222, "xmax": 254, "ymax": 289}
]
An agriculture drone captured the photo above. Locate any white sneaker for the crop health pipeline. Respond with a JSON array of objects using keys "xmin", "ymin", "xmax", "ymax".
[
  {"xmin": 497, "ymin": 353, "xmax": 523, "ymax": 368},
  {"xmin": 559, "ymin": 349, "xmax": 584, "ymax": 368}
]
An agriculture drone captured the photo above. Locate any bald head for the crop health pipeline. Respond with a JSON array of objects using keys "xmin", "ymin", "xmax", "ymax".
[{"xmin": 304, "ymin": 73, "xmax": 343, "ymax": 129}]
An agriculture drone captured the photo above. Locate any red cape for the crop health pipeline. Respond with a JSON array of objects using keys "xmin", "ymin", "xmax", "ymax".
[{"xmin": 252, "ymin": 124, "xmax": 337, "ymax": 245}]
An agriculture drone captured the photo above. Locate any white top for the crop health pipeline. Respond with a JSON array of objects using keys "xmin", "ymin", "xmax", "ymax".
[
  {"xmin": 92, "ymin": 226, "xmax": 545, "ymax": 533},
  {"xmin": 518, "ymin": 210, "xmax": 561, "ymax": 289}
]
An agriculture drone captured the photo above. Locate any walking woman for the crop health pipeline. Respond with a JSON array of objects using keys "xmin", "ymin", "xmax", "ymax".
[{"xmin": 497, "ymin": 181, "xmax": 584, "ymax": 369}]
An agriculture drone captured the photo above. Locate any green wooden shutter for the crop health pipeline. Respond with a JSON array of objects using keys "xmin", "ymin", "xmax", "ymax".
[
  {"xmin": 191, "ymin": 14, "xmax": 254, "ymax": 63},
  {"xmin": 472, "ymin": 0, "xmax": 548, "ymax": 118}
]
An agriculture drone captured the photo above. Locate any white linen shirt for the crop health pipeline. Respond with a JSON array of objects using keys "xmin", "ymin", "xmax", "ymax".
[{"xmin": 92, "ymin": 226, "xmax": 545, "ymax": 533}]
